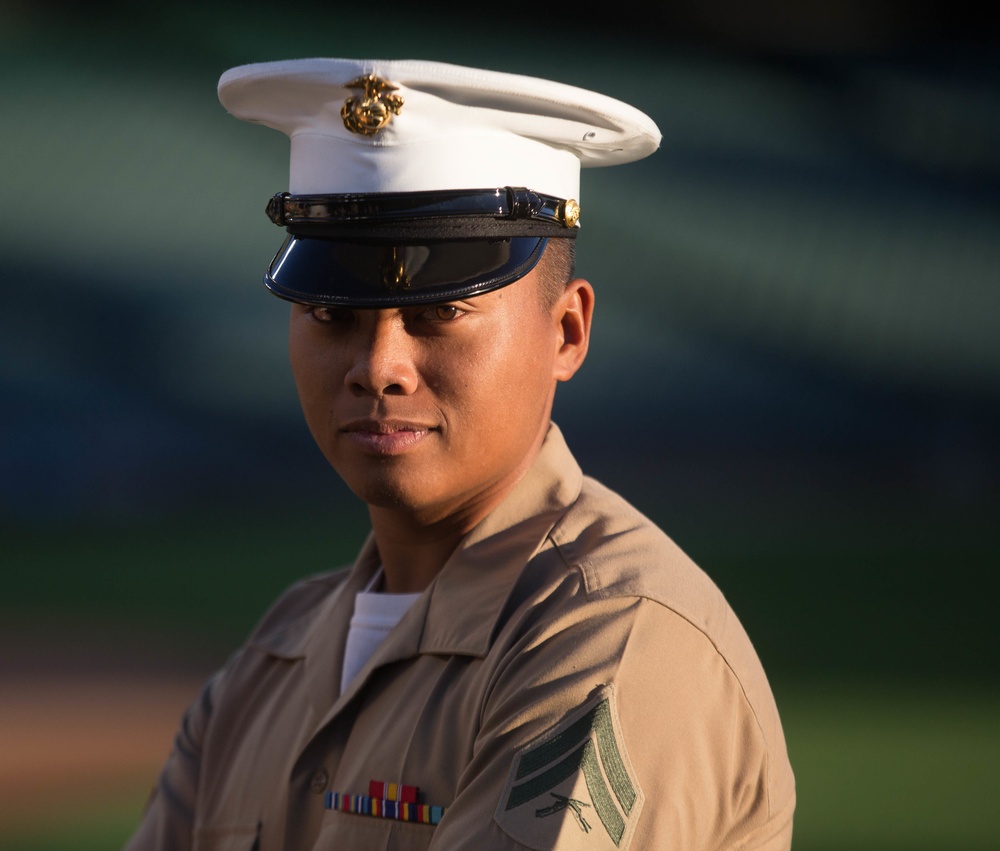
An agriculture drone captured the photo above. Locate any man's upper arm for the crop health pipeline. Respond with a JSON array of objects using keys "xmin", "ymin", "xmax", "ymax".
[
  {"xmin": 123, "ymin": 668, "xmax": 222, "ymax": 851},
  {"xmin": 427, "ymin": 596, "xmax": 794, "ymax": 850}
]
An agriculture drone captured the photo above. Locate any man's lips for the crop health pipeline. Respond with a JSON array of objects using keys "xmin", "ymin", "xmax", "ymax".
[{"xmin": 340, "ymin": 419, "xmax": 438, "ymax": 455}]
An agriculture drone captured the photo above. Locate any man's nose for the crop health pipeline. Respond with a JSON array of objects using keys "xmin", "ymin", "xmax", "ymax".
[{"xmin": 344, "ymin": 314, "xmax": 419, "ymax": 397}]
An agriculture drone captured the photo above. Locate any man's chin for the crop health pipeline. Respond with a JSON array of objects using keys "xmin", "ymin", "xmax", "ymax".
[{"xmin": 346, "ymin": 474, "xmax": 431, "ymax": 513}]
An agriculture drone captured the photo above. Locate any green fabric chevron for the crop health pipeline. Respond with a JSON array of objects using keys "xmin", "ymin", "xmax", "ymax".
[
  {"xmin": 506, "ymin": 740, "xmax": 626, "ymax": 845},
  {"xmin": 591, "ymin": 699, "xmax": 637, "ymax": 815},
  {"xmin": 512, "ymin": 697, "xmax": 636, "ymax": 814},
  {"xmin": 504, "ymin": 696, "xmax": 639, "ymax": 845}
]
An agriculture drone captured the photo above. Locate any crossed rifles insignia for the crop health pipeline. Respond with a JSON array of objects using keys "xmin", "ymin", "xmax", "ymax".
[
  {"xmin": 341, "ymin": 74, "xmax": 404, "ymax": 136},
  {"xmin": 536, "ymin": 792, "xmax": 593, "ymax": 833}
]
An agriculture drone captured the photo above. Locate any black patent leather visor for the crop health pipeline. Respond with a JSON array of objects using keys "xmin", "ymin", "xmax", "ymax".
[{"xmin": 265, "ymin": 235, "xmax": 548, "ymax": 308}]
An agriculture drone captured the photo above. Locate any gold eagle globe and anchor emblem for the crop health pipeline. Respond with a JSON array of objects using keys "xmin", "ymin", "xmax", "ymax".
[{"xmin": 341, "ymin": 74, "xmax": 405, "ymax": 136}]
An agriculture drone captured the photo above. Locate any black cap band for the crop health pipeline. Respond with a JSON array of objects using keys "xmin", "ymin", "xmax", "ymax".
[{"xmin": 266, "ymin": 187, "xmax": 581, "ymax": 233}]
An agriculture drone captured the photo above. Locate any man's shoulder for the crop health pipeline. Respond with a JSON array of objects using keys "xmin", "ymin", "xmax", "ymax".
[
  {"xmin": 549, "ymin": 475, "xmax": 740, "ymax": 656},
  {"xmin": 554, "ymin": 476, "xmax": 713, "ymax": 596},
  {"xmin": 544, "ymin": 477, "xmax": 790, "ymax": 782}
]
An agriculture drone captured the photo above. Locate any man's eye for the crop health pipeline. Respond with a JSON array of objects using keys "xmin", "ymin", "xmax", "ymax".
[
  {"xmin": 309, "ymin": 306, "xmax": 352, "ymax": 322},
  {"xmin": 425, "ymin": 305, "xmax": 462, "ymax": 322}
]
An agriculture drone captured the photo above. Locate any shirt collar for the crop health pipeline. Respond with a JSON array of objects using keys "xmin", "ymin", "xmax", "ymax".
[
  {"xmin": 260, "ymin": 421, "xmax": 582, "ymax": 662},
  {"xmin": 419, "ymin": 421, "xmax": 582, "ymax": 657}
]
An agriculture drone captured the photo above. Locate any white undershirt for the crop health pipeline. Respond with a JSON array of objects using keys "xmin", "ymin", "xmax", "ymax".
[{"xmin": 340, "ymin": 569, "xmax": 421, "ymax": 693}]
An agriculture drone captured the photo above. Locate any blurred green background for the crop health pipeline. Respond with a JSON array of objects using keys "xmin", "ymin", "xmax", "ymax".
[{"xmin": 2, "ymin": 1, "xmax": 998, "ymax": 849}]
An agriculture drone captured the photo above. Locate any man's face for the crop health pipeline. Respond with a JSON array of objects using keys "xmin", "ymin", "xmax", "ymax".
[{"xmin": 288, "ymin": 265, "xmax": 591, "ymax": 526}]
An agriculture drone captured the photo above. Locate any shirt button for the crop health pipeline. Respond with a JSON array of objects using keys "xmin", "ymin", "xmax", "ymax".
[{"xmin": 310, "ymin": 768, "xmax": 329, "ymax": 794}]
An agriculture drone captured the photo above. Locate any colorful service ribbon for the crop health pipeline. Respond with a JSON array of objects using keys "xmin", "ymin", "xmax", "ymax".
[{"xmin": 325, "ymin": 780, "xmax": 444, "ymax": 826}]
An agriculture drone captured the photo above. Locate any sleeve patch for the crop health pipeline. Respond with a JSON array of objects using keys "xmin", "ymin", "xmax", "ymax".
[{"xmin": 494, "ymin": 685, "xmax": 644, "ymax": 850}]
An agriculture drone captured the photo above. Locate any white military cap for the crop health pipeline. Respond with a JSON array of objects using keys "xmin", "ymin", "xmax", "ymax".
[{"xmin": 217, "ymin": 57, "xmax": 661, "ymax": 307}]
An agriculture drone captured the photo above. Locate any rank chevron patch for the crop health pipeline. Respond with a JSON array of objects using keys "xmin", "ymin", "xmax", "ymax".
[{"xmin": 495, "ymin": 686, "xmax": 643, "ymax": 850}]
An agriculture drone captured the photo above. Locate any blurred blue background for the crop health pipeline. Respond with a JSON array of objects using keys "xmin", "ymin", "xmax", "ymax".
[{"xmin": 2, "ymin": 2, "xmax": 998, "ymax": 848}]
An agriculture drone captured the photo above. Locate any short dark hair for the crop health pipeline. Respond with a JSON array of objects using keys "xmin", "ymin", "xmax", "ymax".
[{"xmin": 535, "ymin": 238, "xmax": 576, "ymax": 308}]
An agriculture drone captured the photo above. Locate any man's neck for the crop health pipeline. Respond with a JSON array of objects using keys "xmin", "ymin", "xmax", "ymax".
[
  {"xmin": 367, "ymin": 509, "xmax": 470, "ymax": 594},
  {"xmin": 366, "ymin": 423, "xmax": 551, "ymax": 593},
  {"xmin": 366, "ymin": 466, "xmax": 529, "ymax": 593}
]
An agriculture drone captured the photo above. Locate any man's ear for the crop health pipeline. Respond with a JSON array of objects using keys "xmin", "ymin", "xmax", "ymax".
[{"xmin": 553, "ymin": 278, "xmax": 594, "ymax": 383}]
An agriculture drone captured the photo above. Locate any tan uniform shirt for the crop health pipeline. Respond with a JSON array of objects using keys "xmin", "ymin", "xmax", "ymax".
[{"xmin": 125, "ymin": 425, "xmax": 795, "ymax": 850}]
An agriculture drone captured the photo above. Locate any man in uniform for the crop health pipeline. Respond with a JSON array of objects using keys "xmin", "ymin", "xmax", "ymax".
[{"xmin": 125, "ymin": 58, "xmax": 795, "ymax": 850}]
